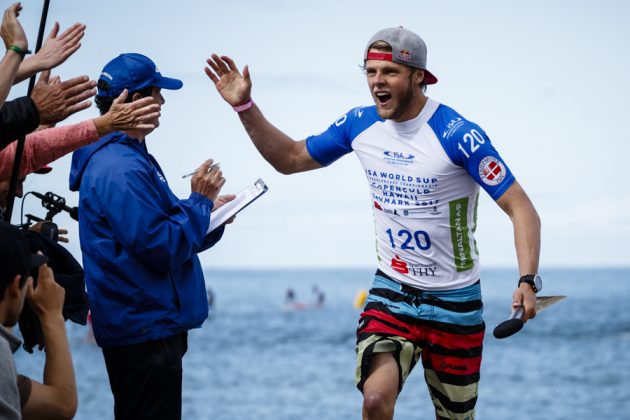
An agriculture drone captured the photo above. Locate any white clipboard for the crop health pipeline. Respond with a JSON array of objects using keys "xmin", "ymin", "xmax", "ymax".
[{"xmin": 207, "ymin": 178, "xmax": 268, "ymax": 233}]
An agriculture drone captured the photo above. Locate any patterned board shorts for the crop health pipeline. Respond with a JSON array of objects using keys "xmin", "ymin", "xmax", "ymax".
[{"xmin": 355, "ymin": 270, "xmax": 485, "ymax": 420}]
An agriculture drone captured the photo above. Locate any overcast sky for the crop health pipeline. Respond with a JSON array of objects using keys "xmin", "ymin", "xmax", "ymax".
[{"xmin": 7, "ymin": 0, "xmax": 629, "ymax": 269}]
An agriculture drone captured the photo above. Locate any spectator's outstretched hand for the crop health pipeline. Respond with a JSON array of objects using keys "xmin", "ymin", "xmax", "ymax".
[
  {"xmin": 0, "ymin": 3, "xmax": 27, "ymax": 109},
  {"xmin": 30, "ymin": 70, "xmax": 96, "ymax": 125},
  {"xmin": 1, "ymin": 3, "xmax": 27, "ymax": 50},
  {"xmin": 93, "ymin": 89, "xmax": 161, "ymax": 136},
  {"xmin": 30, "ymin": 21, "xmax": 85, "ymax": 70},
  {"xmin": 13, "ymin": 22, "xmax": 86, "ymax": 84},
  {"xmin": 32, "ymin": 74, "xmax": 60, "ymax": 130},
  {"xmin": 204, "ymin": 54, "xmax": 252, "ymax": 107}
]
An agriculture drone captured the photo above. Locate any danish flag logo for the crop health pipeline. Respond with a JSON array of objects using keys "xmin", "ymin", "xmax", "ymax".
[
  {"xmin": 484, "ymin": 161, "xmax": 501, "ymax": 180},
  {"xmin": 391, "ymin": 255, "xmax": 409, "ymax": 274},
  {"xmin": 478, "ymin": 156, "xmax": 506, "ymax": 186}
]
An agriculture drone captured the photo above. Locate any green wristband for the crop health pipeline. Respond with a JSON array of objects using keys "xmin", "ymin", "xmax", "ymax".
[{"xmin": 7, "ymin": 44, "xmax": 32, "ymax": 57}]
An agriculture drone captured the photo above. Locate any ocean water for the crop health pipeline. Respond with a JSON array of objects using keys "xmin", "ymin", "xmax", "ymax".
[{"xmin": 13, "ymin": 267, "xmax": 630, "ymax": 419}]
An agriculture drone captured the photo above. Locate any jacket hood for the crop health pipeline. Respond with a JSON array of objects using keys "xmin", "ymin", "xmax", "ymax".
[{"xmin": 69, "ymin": 132, "xmax": 124, "ymax": 191}]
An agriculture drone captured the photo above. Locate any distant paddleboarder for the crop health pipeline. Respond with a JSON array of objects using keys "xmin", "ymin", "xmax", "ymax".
[{"xmin": 284, "ymin": 288, "xmax": 308, "ymax": 310}]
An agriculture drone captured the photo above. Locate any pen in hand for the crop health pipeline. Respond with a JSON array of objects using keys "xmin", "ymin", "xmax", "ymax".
[{"xmin": 182, "ymin": 163, "xmax": 220, "ymax": 179}]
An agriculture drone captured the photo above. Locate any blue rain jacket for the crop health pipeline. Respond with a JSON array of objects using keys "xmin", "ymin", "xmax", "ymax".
[{"xmin": 69, "ymin": 132, "xmax": 224, "ymax": 348}]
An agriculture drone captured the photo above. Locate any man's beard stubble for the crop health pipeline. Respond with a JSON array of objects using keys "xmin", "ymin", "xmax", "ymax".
[{"xmin": 376, "ymin": 74, "xmax": 416, "ymax": 121}]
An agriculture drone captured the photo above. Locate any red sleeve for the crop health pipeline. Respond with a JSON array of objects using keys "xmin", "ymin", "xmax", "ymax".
[{"xmin": 0, "ymin": 120, "xmax": 99, "ymax": 180}]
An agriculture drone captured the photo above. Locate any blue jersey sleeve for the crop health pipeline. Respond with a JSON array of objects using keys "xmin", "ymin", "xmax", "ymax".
[
  {"xmin": 306, "ymin": 106, "xmax": 381, "ymax": 166},
  {"xmin": 428, "ymin": 105, "xmax": 515, "ymax": 200}
]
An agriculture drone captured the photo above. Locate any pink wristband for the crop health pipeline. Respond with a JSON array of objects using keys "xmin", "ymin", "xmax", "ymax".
[{"xmin": 233, "ymin": 99, "xmax": 254, "ymax": 113}]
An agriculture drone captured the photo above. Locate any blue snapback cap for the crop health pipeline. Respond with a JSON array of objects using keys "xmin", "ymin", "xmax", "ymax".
[{"xmin": 97, "ymin": 53, "xmax": 183, "ymax": 97}]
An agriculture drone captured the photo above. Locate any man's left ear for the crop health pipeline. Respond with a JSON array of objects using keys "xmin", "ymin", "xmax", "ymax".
[
  {"xmin": 415, "ymin": 69, "xmax": 426, "ymax": 86},
  {"xmin": 131, "ymin": 92, "xmax": 143, "ymax": 102}
]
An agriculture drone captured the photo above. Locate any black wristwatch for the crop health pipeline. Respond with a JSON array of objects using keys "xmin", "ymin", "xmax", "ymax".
[{"xmin": 518, "ymin": 274, "xmax": 542, "ymax": 293}]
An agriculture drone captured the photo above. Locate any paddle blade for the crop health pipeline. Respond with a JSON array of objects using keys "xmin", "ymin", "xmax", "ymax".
[
  {"xmin": 493, "ymin": 295, "xmax": 567, "ymax": 339},
  {"xmin": 536, "ymin": 295, "xmax": 566, "ymax": 312}
]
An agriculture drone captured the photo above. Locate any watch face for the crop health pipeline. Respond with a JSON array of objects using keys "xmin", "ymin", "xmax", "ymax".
[
  {"xmin": 519, "ymin": 275, "xmax": 542, "ymax": 293},
  {"xmin": 533, "ymin": 275, "xmax": 542, "ymax": 292}
]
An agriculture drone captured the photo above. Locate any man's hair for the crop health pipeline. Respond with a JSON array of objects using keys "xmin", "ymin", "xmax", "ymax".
[
  {"xmin": 0, "ymin": 223, "xmax": 31, "ymax": 301},
  {"xmin": 369, "ymin": 40, "xmax": 392, "ymax": 51},
  {"xmin": 94, "ymin": 81, "xmax": 153, "ymax": 115},
  {"xmin": 364, "ymin": 40, "xmax": 428, "ymax": 93}
]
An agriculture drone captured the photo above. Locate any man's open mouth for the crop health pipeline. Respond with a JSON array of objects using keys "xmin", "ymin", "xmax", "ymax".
[{"xmin": 375, "ymin": 92, "xmax": 392, "ymax": 105}]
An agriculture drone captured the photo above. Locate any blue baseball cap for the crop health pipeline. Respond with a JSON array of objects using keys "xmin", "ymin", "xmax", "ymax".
[{"xmin": 97, "ymin": 53, "xmax": 183, "ymax": 98}]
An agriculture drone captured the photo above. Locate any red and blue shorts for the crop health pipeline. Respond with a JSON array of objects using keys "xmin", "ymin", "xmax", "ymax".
[{"xmin": 355, "ymin": 270, "xmax": 485, "ymax": 420}]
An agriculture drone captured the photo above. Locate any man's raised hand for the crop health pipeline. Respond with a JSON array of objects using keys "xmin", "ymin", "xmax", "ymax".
[{"xmin": 204, "ymin": 54, "xmax": 252, "ymax": 107}]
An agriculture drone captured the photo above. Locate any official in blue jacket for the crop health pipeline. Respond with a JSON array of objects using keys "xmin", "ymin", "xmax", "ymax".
[{"xmin": 69, "ymin": 53, "xmax": 233, "ymax": 420}]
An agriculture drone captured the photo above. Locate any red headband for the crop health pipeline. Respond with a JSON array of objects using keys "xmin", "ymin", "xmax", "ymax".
[{"xmin": 366, "ymin": 52, "xmax": 393, "ymax": 61}]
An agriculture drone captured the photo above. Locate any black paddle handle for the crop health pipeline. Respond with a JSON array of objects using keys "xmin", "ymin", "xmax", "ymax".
[{"xmin": 493, "ymin": 306, "xmax": 524, "ymax": 339}]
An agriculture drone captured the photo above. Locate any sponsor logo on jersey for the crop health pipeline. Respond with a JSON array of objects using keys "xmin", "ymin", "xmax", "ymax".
[
  {"xmin": 391, "ymin": 255, "xmax": 409, "ymax": 274},
  {"xmin": 384, "ymin": 151, "xmax": 414, "ymax": 160},
  {"xmin": 390, "ymin": 256, "xmax": 438, "ymax": 277},
  {"xmin": 397, "ymin": 50, "xmax": 412, "ymax": 63},
  {"xmin": 403, "ymin": 204, "xmax": 442, "ymax": 216},
  {"xmin": 408, "ymin": 262, "xmax": 437, "ymax": 277},
  {"xmin": 478, "ymin": 156, "xmax": 506, "ymax": 186},
  {"xmin": 383, "ymin": 151, "xmax": 415, "ymax": 167},
  {"xmin": 449, "ymin": 198, "xmax": 474, "ymax": 272},
  {"xmin": 442, "ymin": 118, "xmax": 464, "ymax": 139}
]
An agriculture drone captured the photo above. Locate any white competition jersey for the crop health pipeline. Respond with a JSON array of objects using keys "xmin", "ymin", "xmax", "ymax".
[{"xmin": 306, "ymin": 99, "xmax": 515, "ymax": 290}]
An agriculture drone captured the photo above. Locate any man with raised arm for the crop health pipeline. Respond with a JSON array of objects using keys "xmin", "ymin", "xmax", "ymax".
[{"xmin": 205, "ymin": 27, "xmax": 541, "ymax": 420}]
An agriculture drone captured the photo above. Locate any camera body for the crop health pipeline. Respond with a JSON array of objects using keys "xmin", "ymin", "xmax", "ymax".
[{"xmin": 39, "ymin": 220, "xmax": 59, "ymax": 242}]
